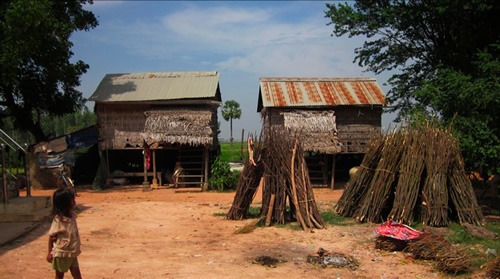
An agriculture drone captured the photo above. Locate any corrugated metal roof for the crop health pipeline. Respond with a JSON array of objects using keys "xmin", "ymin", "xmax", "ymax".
[
  {"xmin": 89, "ymin": 71, "xmax": 220, "ymax": 102},
  {"xmin": 258, "ymin": 77, "xmax": 385, "ymax": 109}
]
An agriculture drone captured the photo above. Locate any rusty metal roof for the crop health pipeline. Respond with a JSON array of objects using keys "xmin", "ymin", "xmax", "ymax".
[
  {"xmin": 89, "ymin": 71, "xmax": 221, "ymax": 102},
  {"xmin": 258, "ymin": 77, "xmax": 385, "ymax": 111}
]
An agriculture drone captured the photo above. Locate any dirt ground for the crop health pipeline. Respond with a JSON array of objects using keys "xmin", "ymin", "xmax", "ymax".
[{"xmin": 0, "ymin": 185, "xmax": 484, "ymax": 279}]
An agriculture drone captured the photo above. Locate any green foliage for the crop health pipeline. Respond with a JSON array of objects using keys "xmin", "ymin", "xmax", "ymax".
[
  {"xmin": 208, "ymin": 156, "xmax": 240, "ymax": 192},
  {"xmin": 40, "ymin": 107, "xmax": 97, "ymax": 138},
  {"xmin": 1, "ymin": 108, "xmax": 96, "ymax": 143},
  {"xmin": 325, "ymin": 0, "xmax": 499, "ymax": 176},
  {"xmin": 414, "ymin": 46, "xmax": 500, "ymax": 177},
  {"xmin": 221, "ymin": 100, "xmax": 242, "ymax": 142},
  {"xmin": 219, "ymin": 141, "xmax": 247, "ymax": 162},
  {"xmin": 221, "ymin": 100, "xmax": 242, "ymax": 122},
  {"xmin": 247, "ymin": 206, "xmax": 261, "ymax": 218},
  {"xmin": 325, "ymin": 0, "xmax": 498, "ymax": 114},
  {"xmin": 0, "ymin": 0, "xmax": 98, "ymax": 141}
]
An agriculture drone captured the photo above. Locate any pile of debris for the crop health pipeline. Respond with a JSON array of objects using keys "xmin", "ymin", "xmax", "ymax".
[
  {"xmin": 306, "ymin": 248, "xmax": 359, "ymax": 270},
  {"xmin": 227, "ymin": 128, "xmax": 325, "ymax": 231},
  {"xmin": 335, "ymin": 122, "xmax": 484, "ymax": 227}
]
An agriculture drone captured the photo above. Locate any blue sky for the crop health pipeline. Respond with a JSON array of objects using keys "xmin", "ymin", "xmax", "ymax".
[{"xmin": 72, "ymin": 1, "xmax": 395, "ymax": 141}]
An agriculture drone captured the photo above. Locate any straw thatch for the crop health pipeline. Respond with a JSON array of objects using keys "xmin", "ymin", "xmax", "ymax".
[
  {"xmin": 97, "ymin": 106, "xmax": 217, "ymax": 149},
  {"xmin": 143, "ymin": 109, "xmax": 215, "ymax": 146},
  {"xmin": 281, "ymin": 110, "xmax": 341, "ymax": 154}
]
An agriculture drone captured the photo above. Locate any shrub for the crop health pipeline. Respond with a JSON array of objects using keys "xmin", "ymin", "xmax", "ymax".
[{"xmin": 209, "ymin": 156, "xmax": 240, "ymax": 191}]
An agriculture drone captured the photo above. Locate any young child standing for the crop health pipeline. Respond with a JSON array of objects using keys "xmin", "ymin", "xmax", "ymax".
[{"xmin": 46, "ymin": 188, "xmax": 82, "ymax": 279}]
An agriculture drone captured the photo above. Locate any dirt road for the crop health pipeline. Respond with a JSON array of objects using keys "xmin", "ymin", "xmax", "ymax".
[{"xmin": 0, "ymin": 186, "xmax": 473, "ymax": 278}]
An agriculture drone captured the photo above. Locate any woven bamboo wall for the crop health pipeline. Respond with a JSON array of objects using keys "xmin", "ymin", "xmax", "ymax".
[
  {"xmin": 95, "ymin": 103, "xmax": 218, "ymax": 150},
  {"xmin": 262, "ymin": 106, "xmax": 382, "ymax": 154},
  {"xmin": 335, "ymin": 106, "xmax": 382, "ymax": 153}
]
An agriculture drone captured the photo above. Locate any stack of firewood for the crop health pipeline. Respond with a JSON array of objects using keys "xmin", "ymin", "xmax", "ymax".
[
  {"xmin": 227, "ymin": 128, "xmax": 325, "ymax": 231},
  {"xmin": 335, "ymin": 122, "xmax": 483, "ymax": 226}
]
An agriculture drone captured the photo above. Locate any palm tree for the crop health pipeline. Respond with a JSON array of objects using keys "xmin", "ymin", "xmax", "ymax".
[{"xmin": 221, "ymin": 100, "xmax": 242, "ymax": 143}]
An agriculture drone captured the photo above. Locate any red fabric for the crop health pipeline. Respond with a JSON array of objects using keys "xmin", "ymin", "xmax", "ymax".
[
  {"xmin": 144, "ymin": 143, "xmax": 151, "ymax": 170},
  {"xmin": 375, "ymin": 220, "xmax": 423, "ymax": 241}
]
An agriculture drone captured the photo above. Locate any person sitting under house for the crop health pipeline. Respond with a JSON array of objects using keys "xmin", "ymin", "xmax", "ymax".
[{"xmin": 173, "ymin": 161, "xmax": 184, "ymax": 187}]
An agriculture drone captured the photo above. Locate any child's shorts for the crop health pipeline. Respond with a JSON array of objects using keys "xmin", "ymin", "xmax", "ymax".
[{"xmin": 52, "ymin": 257, "xmax": 79, "ymax": 272}]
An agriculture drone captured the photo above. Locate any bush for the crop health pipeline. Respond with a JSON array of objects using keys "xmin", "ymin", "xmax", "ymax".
[{"xmin": 209, "ymin": 156, "xmax": 240, "ymax": 191}]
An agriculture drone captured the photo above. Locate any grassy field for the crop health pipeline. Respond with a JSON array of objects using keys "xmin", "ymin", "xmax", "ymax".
[{"xmin": 219, "ymin": 141, "xmax": 248, "ymax": 162}]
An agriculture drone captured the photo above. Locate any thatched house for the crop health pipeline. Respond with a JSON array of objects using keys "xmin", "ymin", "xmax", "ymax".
[
  {"xmin": 257, "ymin": 77, "xmax": 385, "ymax": 188},
  {"xmin": 89, "ymin": 71, "xmax": 221, "ymax": 188}
]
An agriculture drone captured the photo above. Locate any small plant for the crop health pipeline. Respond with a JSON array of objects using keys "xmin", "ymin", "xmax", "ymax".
[
  {"xmin": 248, "ymin": 206, "xmax": 261, "ymax": 218},
  {"xmin": 209, "ymin": 156, "xmax": 240, "ymax": 191}
]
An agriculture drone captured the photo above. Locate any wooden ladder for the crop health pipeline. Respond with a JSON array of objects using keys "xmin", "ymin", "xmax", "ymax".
[
  {"xmin": 176, "ymin": 148, "xmax": 205, "ymax": 188},
  {"xmin": 304, "ymin": 154, "xmax": 329, "ymax": 188}
]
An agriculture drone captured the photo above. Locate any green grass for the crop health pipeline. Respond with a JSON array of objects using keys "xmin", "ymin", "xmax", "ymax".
[
  {"xmin": 213, "ymin": 212, "xmax": 227, "ymax": 217},
  {"xmin": 212, "ymin": 206, "xmax": 261, "ymax": 218},
  {"xmin": 321, "ymin": 210, "xmax": 353, "ymax": 226},
  {"xmin": 219, "ymin": 142, "xmax": 248, "ymax": 162},
  {"xmin": 446, "ymin": 222, "xmax": 500, "ymax": 268}
]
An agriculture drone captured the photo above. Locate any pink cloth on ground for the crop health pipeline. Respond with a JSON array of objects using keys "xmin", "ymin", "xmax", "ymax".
[{"xmin": 375, "ymin": 220, "xmax": 423, "ymax": 241}]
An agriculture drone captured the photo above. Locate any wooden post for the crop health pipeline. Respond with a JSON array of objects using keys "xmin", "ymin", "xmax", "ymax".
[
  {"xmin": 105, "ymin": 149, "xmax": 110, "ymax": 177},
  {"xmin": 322, "ymin": 154, "xmax": 328, "ymax": 185},
  {"xmin": 265, "ymin": 194, "xmax": 275, "ymax": 226},
  {"xmin": 2, "ymin": 144, "xmax": 7, "ymax": 203},
  {"xmin": 142, "ymin": 148, "xmax": 149, "ymax": 187},
  {"xmin": 330, "ymin": 155, "xmax": 336, "ymax": 189},
  {"xmin": 24, "ymin": 143, "xmax": 31, "ymax": 197},
  {"xmin": 203, "ymin": 147, "xmax": 209, "ymax": 191},
  {"xmin": 152, "ymin": 149, "xmax": 158, "ymax": 187}
]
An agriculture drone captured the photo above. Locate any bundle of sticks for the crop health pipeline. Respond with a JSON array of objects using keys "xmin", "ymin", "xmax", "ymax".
[
  {"xmin": 405, "ymin": 233, "xmax": 471, "ymax": 274},
  {"xmin": 335, "ymin": 121, "xmax": 484, "ymax": 226},
  {"xmin": 227, "ymin": 128, "xmax": 325, "ymax": 231},
  {"xmin": 227, "ymin": 134, "xmax": 264, "ymax": 220},
  {"xmin": 260, "ymin": 129, "xmax": 325, "ymax": 230},
  {"xmin": 376, "ymin": 232, "xmax": 472, "ymax": 275}
]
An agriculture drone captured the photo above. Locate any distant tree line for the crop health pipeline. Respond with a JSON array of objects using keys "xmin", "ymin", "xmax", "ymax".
[{"xmin": 0, "ymin": 107, "xmax": 96, "ymax": 145}]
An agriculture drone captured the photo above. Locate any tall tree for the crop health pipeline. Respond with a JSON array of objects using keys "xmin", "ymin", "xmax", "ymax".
[
  {"xmin": 0, "ymin": 0, "xmax": 98, "ymax": 142},
  {"xmin": 325, "ymin": 0, "xmax": 499, "ymax": 114},
  {"xmin": 416, "ymin": 46, "xmax": 499, "ymax": 177},
  {"xmin": 221, "ymin": 100, "xmax": 242, "ymax": 143},
  {"xmin": 325, "ymin": 0, "xmax": 499, "ymax": 176}
]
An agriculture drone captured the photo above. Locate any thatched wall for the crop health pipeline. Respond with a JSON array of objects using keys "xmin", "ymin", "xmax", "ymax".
[
  {"xmin": 262, "ymin": 109, "xmax": 341, "ymax": 154},
  {"xmin": 143, "ymin": 110, "xmax": 214, "ymax": 146},
  {"xmin": 262, "ymin": 106, "xmax": 382, "ymax": 154},
  {"xmin": 96, "ymin": 103, "xmax": 218, "ymax": 149}
]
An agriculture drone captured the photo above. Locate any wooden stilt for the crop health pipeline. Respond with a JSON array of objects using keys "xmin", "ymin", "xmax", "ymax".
[{"xmin": 330, "ymin": 155, "xmax": 336, "ymax": 189}]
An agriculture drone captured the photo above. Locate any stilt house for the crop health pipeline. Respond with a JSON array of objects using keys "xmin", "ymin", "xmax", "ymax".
[
  {"xmin": 89, "ymin": 71, "xmax": 222, "ymax": 188},
  {"xmin": 257, "ymin": 77, "xmax": 385, "ymax": 188}
]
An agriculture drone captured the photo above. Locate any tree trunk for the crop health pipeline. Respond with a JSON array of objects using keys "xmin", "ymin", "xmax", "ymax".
[{"xmin": 230, "ymin": 118, "xmax": 233, "ymax": 144}]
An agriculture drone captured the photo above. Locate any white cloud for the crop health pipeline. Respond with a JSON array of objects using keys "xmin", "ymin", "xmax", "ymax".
[
  {"xmin": 161, "ymin": 5, "xmax": 327, "ymax": 52},
  {"xmin": 217, "ymin": 39, "xmax": 368, "ymax": 78}
]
